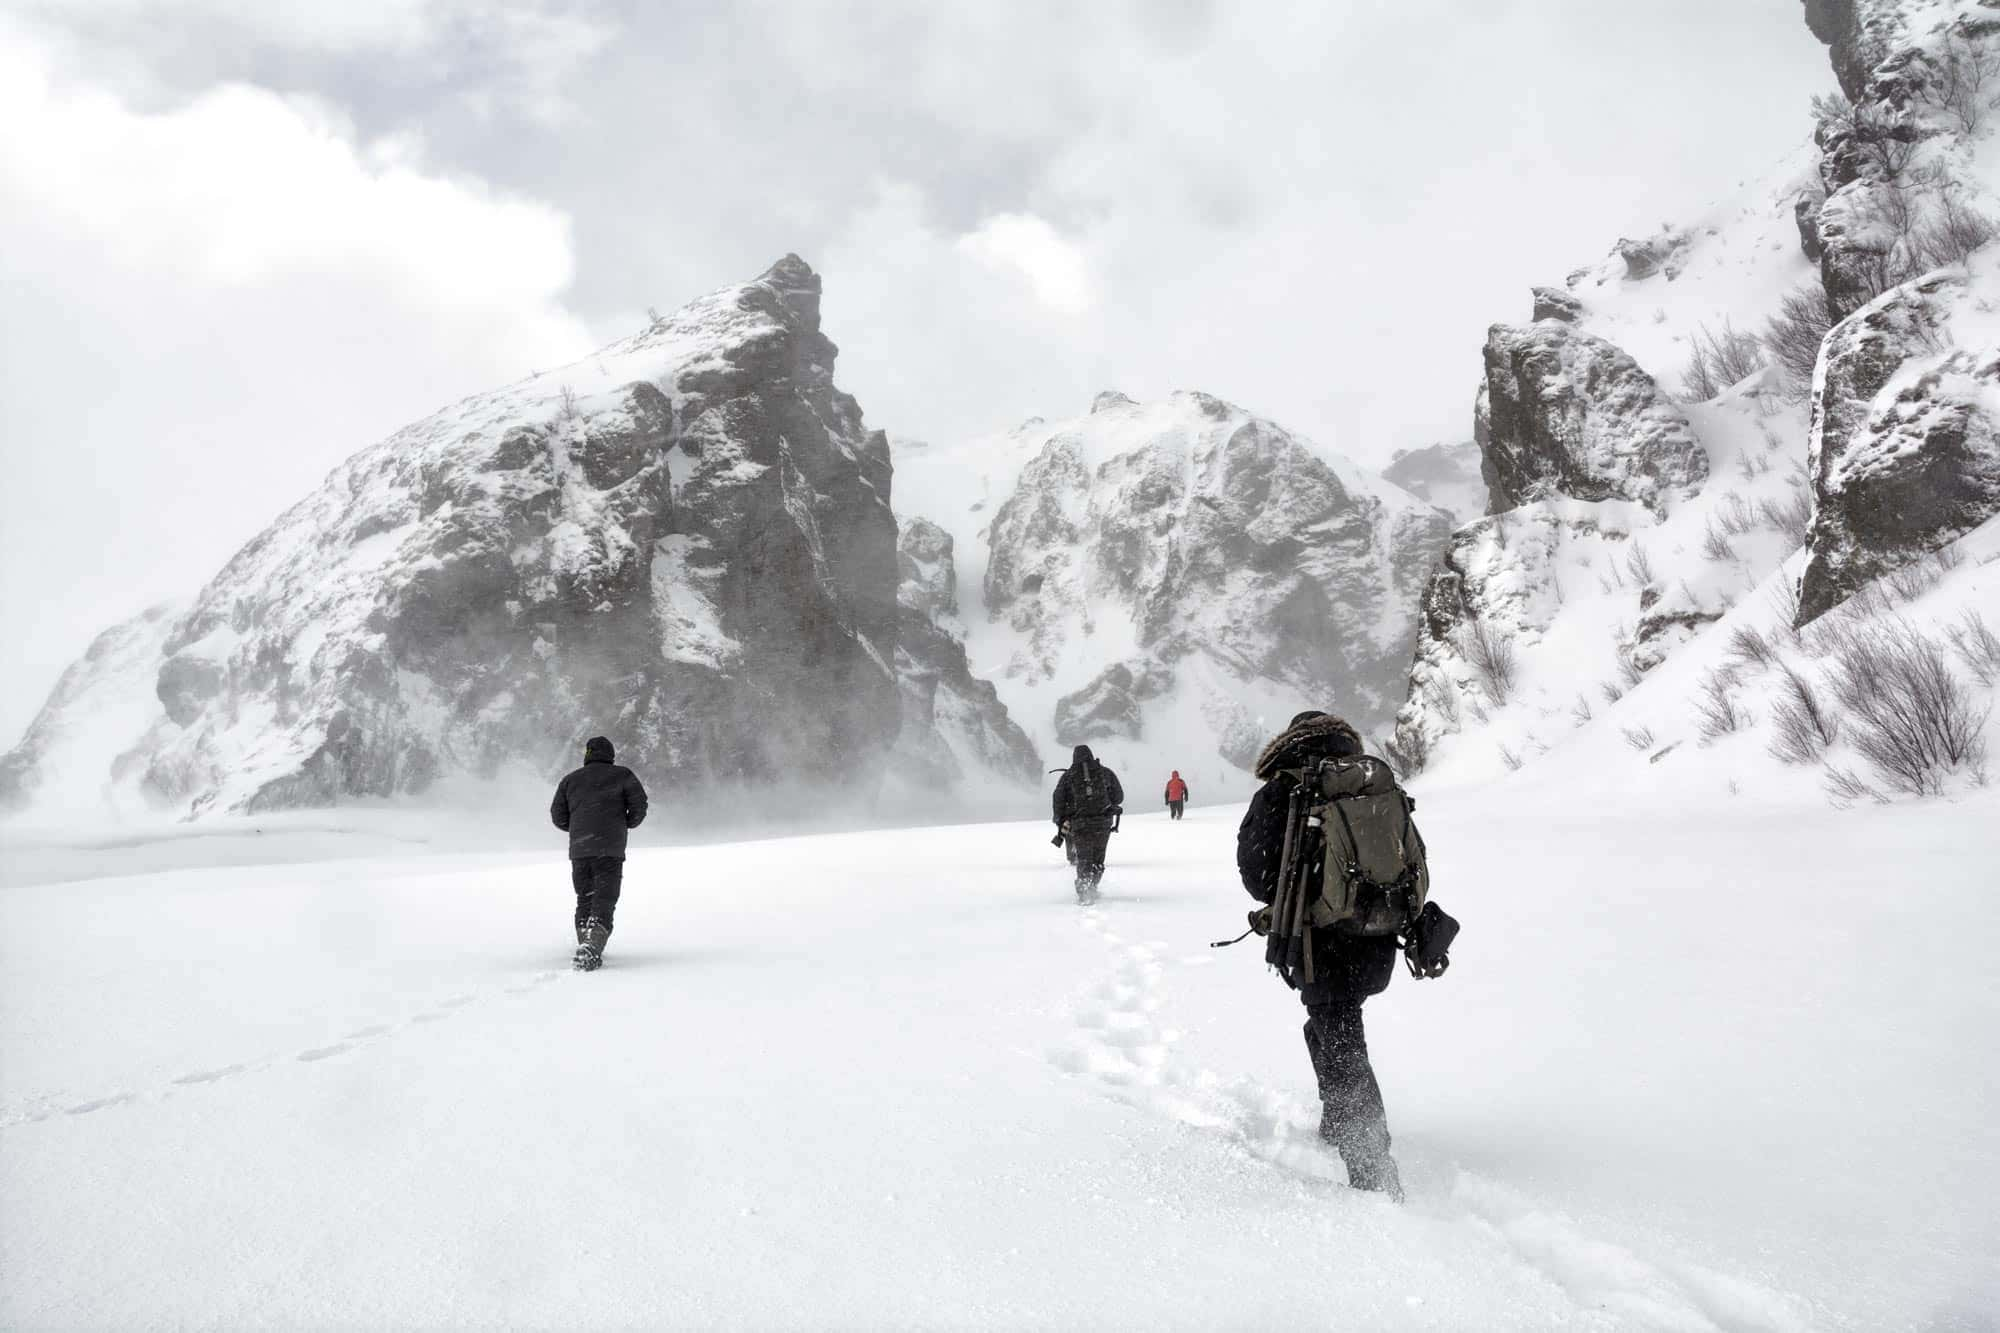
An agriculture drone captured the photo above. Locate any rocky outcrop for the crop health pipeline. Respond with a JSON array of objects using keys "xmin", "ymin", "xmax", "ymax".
[
  {"xmin": 889, "ymin": 519, "xmax": 1039, "ymax": 791},
  {"xmin": 6, "ymin": 257, "xmax": 921, "ymax": 817},
  {"xmin": 1053, "ymin": 660, "xmax": 1175, "ymax": 745},
  {"xmin": 1531, "ymin": 287, "xmax": 1584, "ymax": 323},
  {"xmin": 896, "ymin": 515, "xmax": 957, "ymax": 619},
  {"xmin": 1798, "ymin": 266, "xmax": 2000, "ymax": 622},
  {"xmin": 1477, "ymin": 322, "xmax": 1709, "ymax": 517},
  {"xmin": 981, "ymin": 391, "xmax": 1451, "ymax": 766},
  {"xmin": 1381, "ymin": 441, "xmax": 1489, "ymax": 527}
]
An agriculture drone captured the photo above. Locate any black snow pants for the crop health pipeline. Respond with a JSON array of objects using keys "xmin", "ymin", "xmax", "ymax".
[
  {"xmin": 1070, "ymin": 827, "xmax": 1111, "ymax": 892},
  {"xmin": 1303, "ymin": 999, "xmax": 1400, "ymax": 1197},
  {"xmin": 572, "ymin": 856, "xmax": 624, "ymax": 937},
  {"xmin": 1168, "ymin": 800, "xmax": 1185, "ymax": 820}
]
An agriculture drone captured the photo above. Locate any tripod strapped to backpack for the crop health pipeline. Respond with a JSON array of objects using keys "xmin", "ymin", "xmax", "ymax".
[{"xmin": 1213, "ymin": 754, "xmax": 1457, "ymax": 983}]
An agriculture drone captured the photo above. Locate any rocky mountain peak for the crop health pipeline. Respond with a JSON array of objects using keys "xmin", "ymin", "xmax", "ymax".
[{"xmin": 2, "ymin": 258, "xmax": 1041, "ymax": 818}]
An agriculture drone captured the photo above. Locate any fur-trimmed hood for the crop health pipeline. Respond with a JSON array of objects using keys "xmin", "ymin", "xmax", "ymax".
[{"xmin": 1252, "ymin": 712, "xmax": 1362, "ymax": 779}]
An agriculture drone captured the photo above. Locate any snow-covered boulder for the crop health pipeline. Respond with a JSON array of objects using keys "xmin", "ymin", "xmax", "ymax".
[
  {"xmin": 4, "ymin": 256, "xmax": 925, "ymax": 817},
  {"xmin": 976, "ymin": 390, "xmax": 1450, "ymax": 771},
  {"xmin": 1798, "ymin": 263, "xmax": 2000, "ymax": 622},
  {"xmin": 1477, "ymin": 321, "xmax": 1709, "ymax": 517}
]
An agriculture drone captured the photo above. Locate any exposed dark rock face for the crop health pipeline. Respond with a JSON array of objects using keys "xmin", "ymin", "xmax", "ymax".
[
  {"xmin": 1795, "ymin": 194, "xmax": 1827, "ymax": 262},
  {"xmin": 6, "ymin": 257, "xmax": 918, "ymax": 816},
  {"xmin": 889, "ymin": 519, "xmax": 1039, "ymax": 790},
  {"xmin": 1797, "ymin": 268, "xmax": 2000, "ymax": 622},
  {"xmin": 1531, "ymin": 287, "xmax": 1584, "ymax": 323},
  {"xmin": 1477, "ymin": 322, "xmax": 1709, "ymax": 517}
]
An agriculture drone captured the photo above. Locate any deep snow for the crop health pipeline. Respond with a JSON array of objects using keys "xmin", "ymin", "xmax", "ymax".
[{"xmin": 3, "ymin": 784, "xmax": 1994, "ymax": 1329}]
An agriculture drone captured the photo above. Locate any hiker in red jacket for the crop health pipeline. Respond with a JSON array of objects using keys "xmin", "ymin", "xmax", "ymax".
[{"xmin": 1164, "ymin": 771, "xmax": 1189, "ymax": 820}]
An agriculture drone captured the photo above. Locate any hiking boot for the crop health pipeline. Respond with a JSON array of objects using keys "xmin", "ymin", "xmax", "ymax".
[
  {"xmin": 1343, "ymin": 1150, "xmax": 1404, "ymax": 1202},
  {"xmin": 573, "ymin": 916, "xmax": 610, "ymax": 971}
]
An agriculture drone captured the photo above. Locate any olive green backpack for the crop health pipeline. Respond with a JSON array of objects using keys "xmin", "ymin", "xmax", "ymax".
[{"xmin": 1286, "ymin": 755, "xmax": 1429, "ymax": 937}]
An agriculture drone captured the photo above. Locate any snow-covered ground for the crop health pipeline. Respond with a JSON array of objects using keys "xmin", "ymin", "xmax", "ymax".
[{"xmin": 4, "ymin": 782, "xmax": 1994, "ymax": 1329}]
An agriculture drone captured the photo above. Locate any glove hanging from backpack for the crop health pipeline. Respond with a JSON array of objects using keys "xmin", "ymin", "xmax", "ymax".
[{"xmin": 1402, "ymin": 901, "xmax": 1459, "ymax": 979}]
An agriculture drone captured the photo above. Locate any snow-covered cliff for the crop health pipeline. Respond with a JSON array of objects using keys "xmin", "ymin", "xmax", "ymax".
[
  {"xmin": 2, "ymin": 257, "xmax": 1035, "ymax": 820},
  {"xmin": 900, "ymin": 391, "xmax": 1450, "ymax": 795},
  {"xmin": 1387, "ymin": 0, "xmax": 2000, "ymax": 802}
]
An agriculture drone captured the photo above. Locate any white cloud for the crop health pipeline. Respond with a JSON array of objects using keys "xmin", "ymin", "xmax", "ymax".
[
  {"xmin": 0, "ymin": 20, "xmax": 595, "ymax": 743},
  {"xmin": 957, "ymin": 213, "xmax": 1096, "ymax": 315}
]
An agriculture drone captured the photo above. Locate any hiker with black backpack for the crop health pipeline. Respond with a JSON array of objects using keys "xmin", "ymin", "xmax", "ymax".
[
  {"xmin": 1052, "ymin": 744, "xmax": 1123, "ymax": 904},
  {"xmin": 1234, "ymin": 711, "xmax": 1457, "ymax": 1201}
]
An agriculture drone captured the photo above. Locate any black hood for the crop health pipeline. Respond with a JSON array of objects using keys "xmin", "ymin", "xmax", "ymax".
[
  {"xmin": 1071, "ymin": 744, "xmax": 1095, "ymax": 766},
  {"xmin": 583, "ymin": 736, "xmax": 616, "ymax": 765}
]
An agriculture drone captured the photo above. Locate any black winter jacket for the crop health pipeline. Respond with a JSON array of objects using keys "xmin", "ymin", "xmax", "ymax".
[
  {"xmin": 1053, "ymin": 745, "xmax": 1123, "ymax": 828},
  {"xmin": 1238, "ymin": 773, "xmax": 1397, "ymax": 1005},
  {"xmin": 551, "ymin": 739, "xmax": 649, "ymax": 858}
]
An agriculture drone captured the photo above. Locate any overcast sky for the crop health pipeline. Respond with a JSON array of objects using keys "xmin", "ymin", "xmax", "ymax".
[{"xmin": 1, "ymin": 0, "xmax": 1833, "ymax": 744}]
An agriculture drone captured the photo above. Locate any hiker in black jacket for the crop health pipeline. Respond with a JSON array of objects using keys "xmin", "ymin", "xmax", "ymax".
[
  {"xmin": 1052, "ymin": 744, "xmax": 1122, "ymax": 903},
  {"xmin": 550, "ymin": 735, "xmax": 649, "ymax": 971},
  {"xmin": 1238, "ymin": 711, "xmax": 1402, "ymax": 1199}
]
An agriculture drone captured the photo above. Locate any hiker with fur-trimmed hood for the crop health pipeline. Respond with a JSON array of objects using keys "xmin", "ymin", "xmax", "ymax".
[
  {"xmin": 1053, "ymin": 744, "xmax": 1123, "ymax": 903},
  {"xmin": 1237, "ymin": 711, "xmax": 1420, "ymax": 1198}
]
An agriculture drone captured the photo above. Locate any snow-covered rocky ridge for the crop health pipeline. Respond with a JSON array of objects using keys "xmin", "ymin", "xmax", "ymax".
[
  {"xmin": 1, "ymin": 257, "xmax": 1035, "ymax": 820},
  {"xmin": 1389, "ymin": 0, "xmax": 2000, "ymax": 799},
  {"xmin": 899, "ymin": 392, "xmax": 1451, "ymax": 796}
]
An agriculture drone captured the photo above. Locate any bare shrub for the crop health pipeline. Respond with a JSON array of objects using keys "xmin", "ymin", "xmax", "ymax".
[
  {"xmin": 1617, "ymin": 655, "xmax": 1646, "ymax": 690},
  {"xmin": 1761, "ymin": 285, "xmax": 1834, "ymax": 400},
  {"xmin": 1885, "ymin": 554, "xmax": 1944, "ymax": 604},
  {"xmin": 1571, "ymin": 695, "xmax": 1593, "ymax": 726},
  {"xmin": 1498, "ymin": 743, "xmax": 1524, "ymax": 772},
  {"xmin": 1695, "ymin": 667, "xmax": 1752, "ymax": 740},
  {"xmin": 1600, "ymin": 680, "xmax": 1625, "ymax": 705},
  {"xmin": 1727, "ymin": 624, "xmax": 1779, "ymax": 672},
  {"xmin": 1736, "ymin": 451, "xmax": 1774, "ymax": 480},
  {"xmin": 1757, "ymin": 488, "xmax": 1813, "ymax": 547},
  {"xmin": 1622, "ymin": 725, "xmax": 1657, "ymax": 752},
  {"xmin": 1767, "ymin": 573, "xmax": 1803, "ymax": 629},
  {"xmin": 1946, "ymin": 608, "xmax": 2000, "ymax": 687},
  {"xmin": 1826, "ymin": 619, "xmax": 1990, "ymax": 795},
  {"xmin": 1824, "ymin": 766, "xmax": 1882, "ymax": 806},
  {"xmin": 1458, "ymin": 615, "xmax": 1520, "ymax": 706},
  {"xmin": 1701, "ymin": 518, "xmax": 1738, "ymax": 563},
  {"xmin": 1912, "ymin": 192, "xmax": 2000, "ymax": 269},
  {"xmin": 1679, "ymin": 321, "xmax": 1767, "ymax": 402},
  {"xmin": 557, "ymin": 384, "xmax": 581, "ymax": 423},
  {"xmin": 1769, "ymin": 663, "xmax": 1841, "ymax": 764},
  {"xmin": 1919, "ymin": 36, "xmax": 2000, "ymax": 134},
  {"xmin": 1625, "ymin": 543, "xmax": 1656, "ymax": 587},
  {"xmin": 1716, "ymin": 492, "xmax": 1757, "ymax": 536}
]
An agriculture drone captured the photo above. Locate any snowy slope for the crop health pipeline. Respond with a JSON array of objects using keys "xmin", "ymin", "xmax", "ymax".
[
  {"xmin": 1392, "ymin": 0, "xmax": 2000, "ymax": 795},
  {"xmin": 898, "ymin": 393, "xmax": 1450, "ymax": 800},
  {"xmin": 2, "ymin": 785, "xmax": 1994, "ymax": 1328}
]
